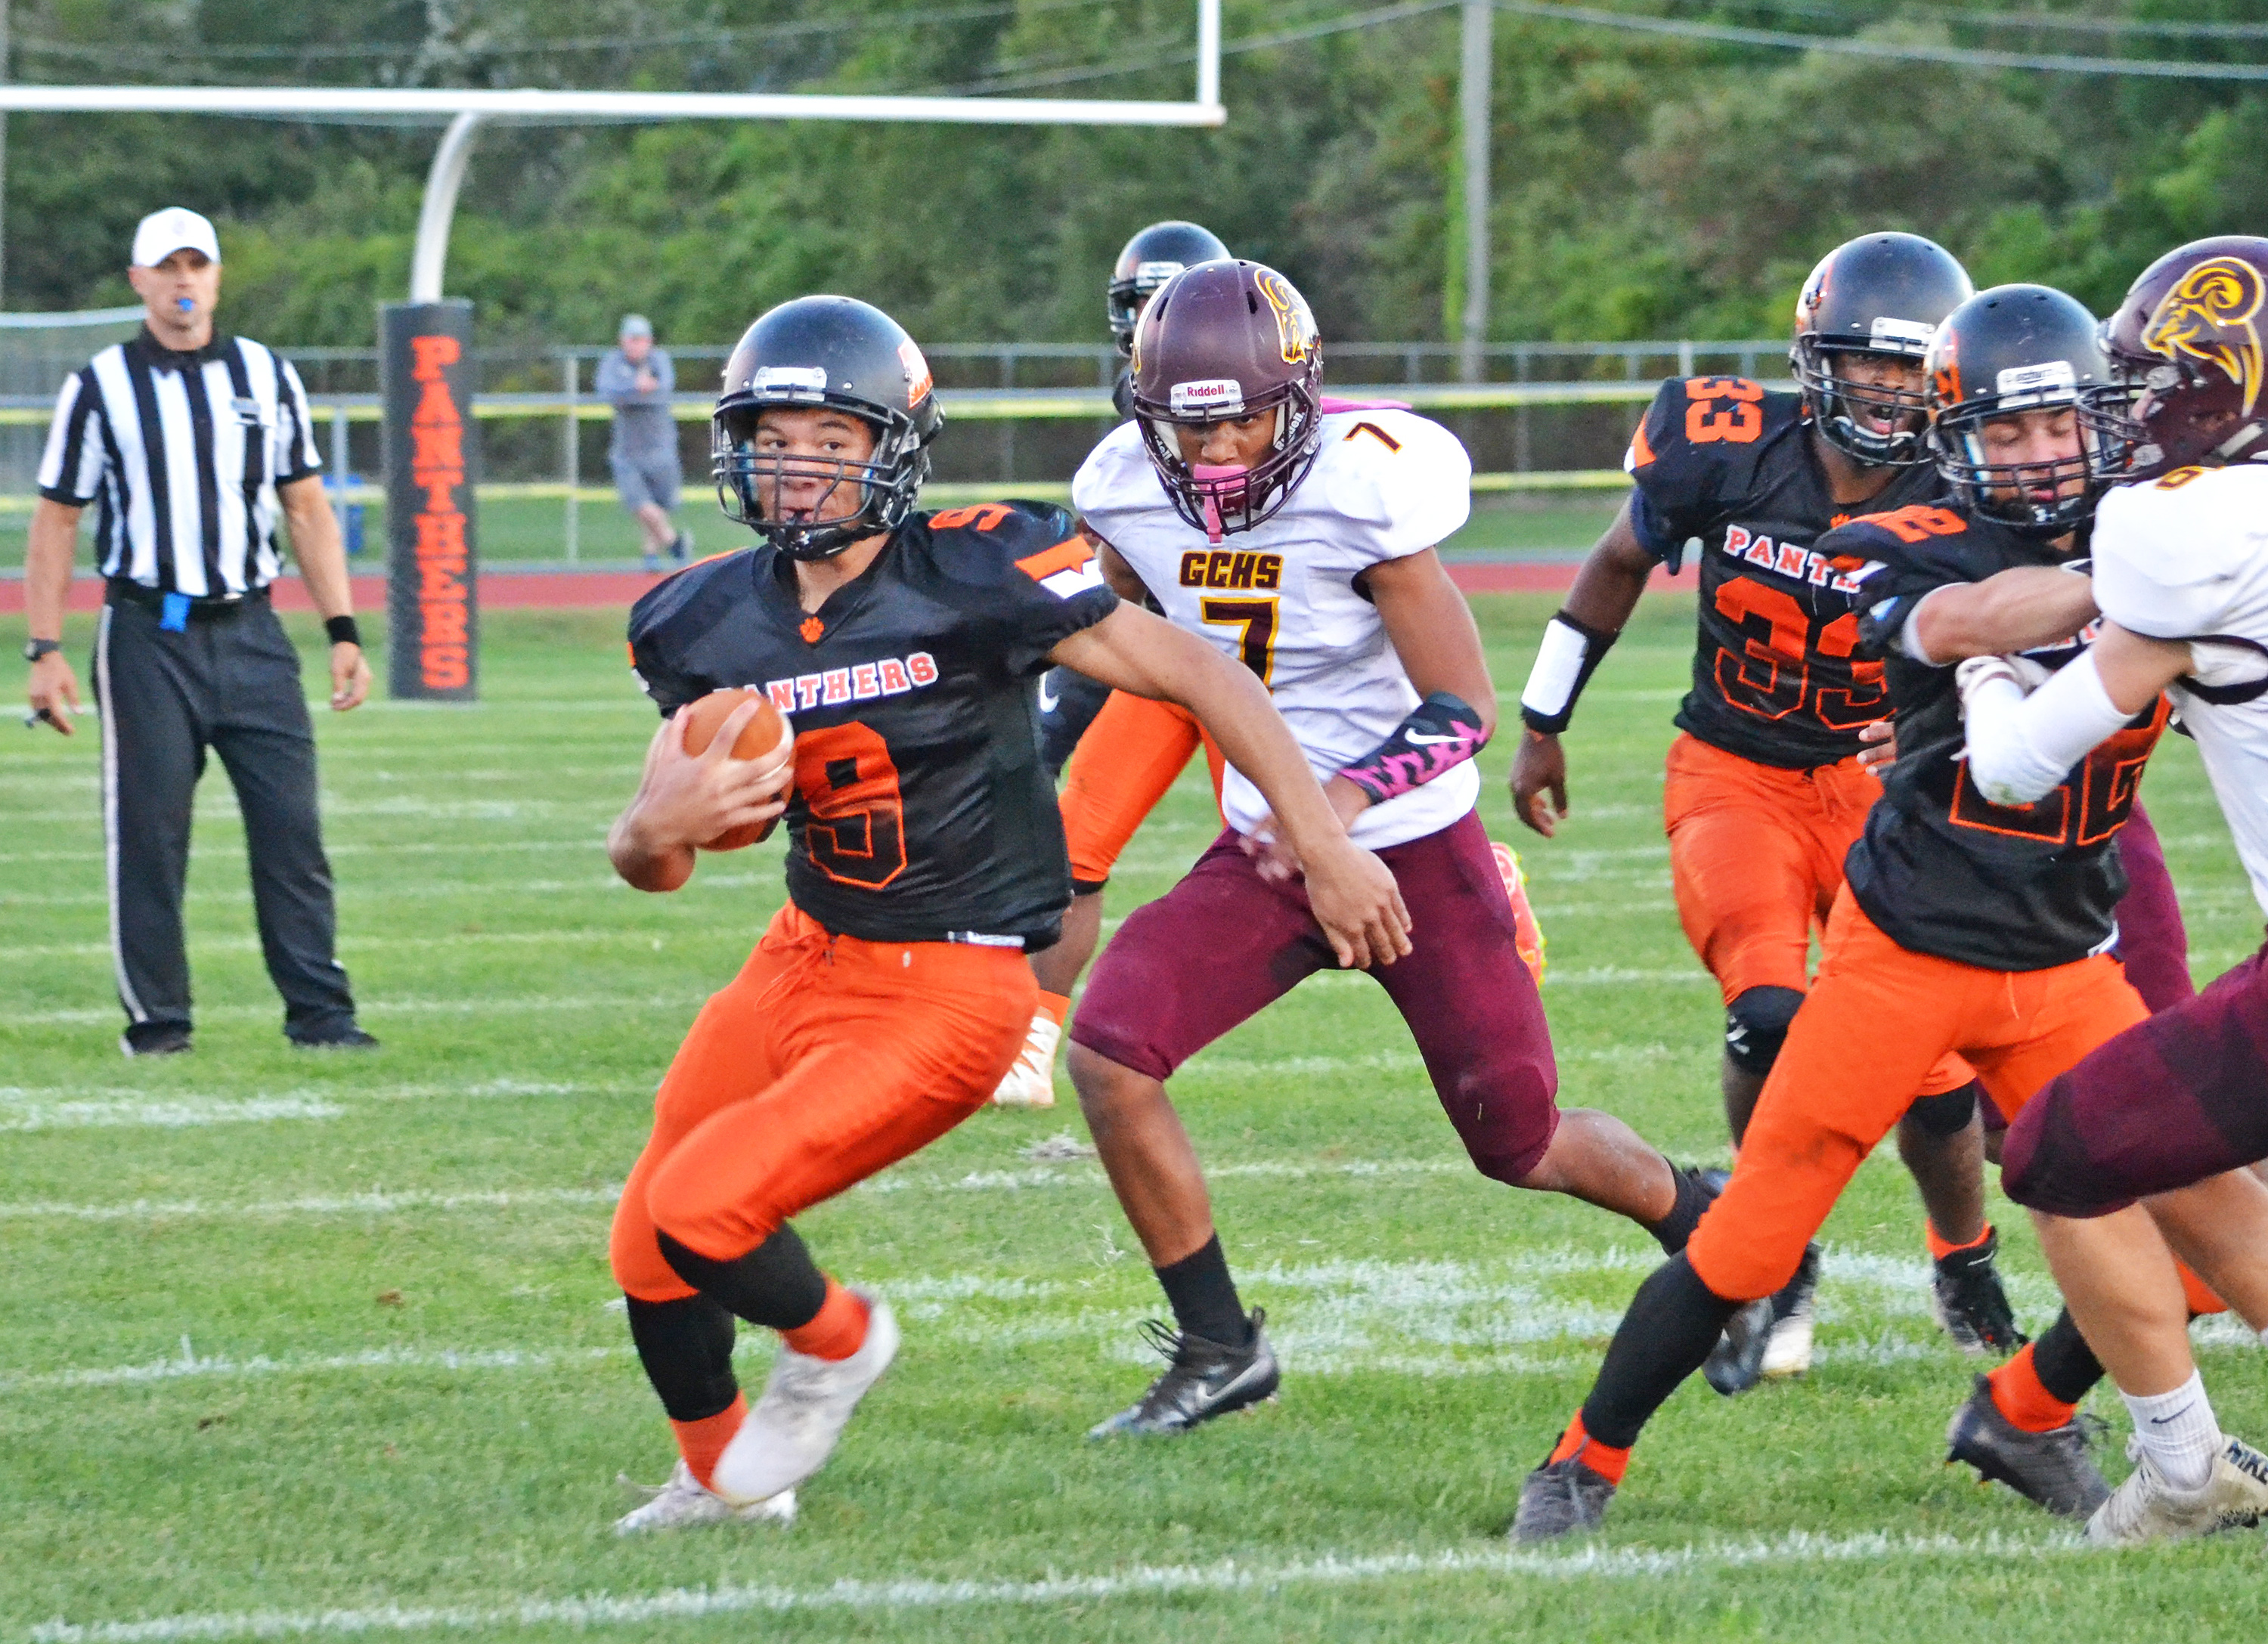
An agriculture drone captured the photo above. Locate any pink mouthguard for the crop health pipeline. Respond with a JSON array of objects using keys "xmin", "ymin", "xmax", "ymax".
[{"xmin": 1190, "ymin": 463, "xmax": 1247, "ymax": 544}]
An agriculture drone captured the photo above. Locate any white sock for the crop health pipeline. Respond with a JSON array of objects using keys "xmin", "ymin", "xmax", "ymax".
[{"xmin": 2122, "ymin": 1371, "xmax": 2221, "ymax": 1493}]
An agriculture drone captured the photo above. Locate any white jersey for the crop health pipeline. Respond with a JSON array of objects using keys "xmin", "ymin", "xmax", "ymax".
[
  {"xmin": 2094, "ymin": 464, "xmax": 2268, "ymax": 915},
  {"xmin": 1073, "ymin": 407, "xmax": 1475, "ymax": 850}
]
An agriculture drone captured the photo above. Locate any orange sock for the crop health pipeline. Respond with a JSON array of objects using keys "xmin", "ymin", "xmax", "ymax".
[
  {"xmin": 1036, "ymin": 990, "xmax": 1070, "ymax": 1028},
  {"xmin": 781, "ymin": 1278, "xmax": 870, "ymax": 1361},
  {"xmin": 1927, "ymin": 1221, "xmax": 1993, "ymax": 1262},
  {"xmin": 1989, "ymin": 1343, "xmax": 2077, "ymax": 1434},
  {"xmin": 669, "ymin": 1393, "xmax": 747, "ymax": 1492},
  {"xmin": 1547, "ymin": 1412, "xmax": 1631, "ymax": 1485},
  {"xmin": 2178, "ymin": 1261, "xmax": 2229, "ymax": 1318}
]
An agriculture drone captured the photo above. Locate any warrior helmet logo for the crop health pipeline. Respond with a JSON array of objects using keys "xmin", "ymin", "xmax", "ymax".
[
  {"xmin": 1255, "ymin": 269, "xmax": 1315, "ymax": 367},
  {"xmin": 2144, "ymin": 255, "xmax": 2266, "ymax": 416}
]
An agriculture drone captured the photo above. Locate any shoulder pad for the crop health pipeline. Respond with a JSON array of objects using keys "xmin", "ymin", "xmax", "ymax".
[
  {"xmin": 627, "ymin": 547, "xmax": 754, "ymax": 648},
  {"xmin": 1628, "ymin": 379, "xmax": 1803, "ymax": 512},
  {"xmin": 1071, "ymin": 421, "xmax": 1151, "ymax": 519},
  {"xmin": 2094, "ymin": 469, "xmax": 2263, "ymax": 639},
  {"xmin": 1313, "ymin": 409, "xmax": 1472, "ymax": 556},
  {"xmin": 922, "ymin": 501, "xmax": 1101, "ymax": 596}
]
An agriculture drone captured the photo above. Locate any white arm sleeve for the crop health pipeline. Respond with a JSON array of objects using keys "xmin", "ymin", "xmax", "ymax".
[{"xmin": 1962, "ymin": 651, "xmax": 2134, "ymax": 807}]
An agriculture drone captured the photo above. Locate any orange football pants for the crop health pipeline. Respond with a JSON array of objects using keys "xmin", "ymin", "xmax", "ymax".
[
  {"xmin": 1058, "ymin": 689, "xmax": 1225, "ymax": 890},
  {"xmin": 609, "ymin": 900, "xmax": 1035, "ymax": 1302},
  {"xmin": 1687, "ymin": 886, "xmax": 2151, "ymax": 1302},
  {"xmin": 1663, "ymin": 731, "xmax": 1973, "ymax": 1098}
]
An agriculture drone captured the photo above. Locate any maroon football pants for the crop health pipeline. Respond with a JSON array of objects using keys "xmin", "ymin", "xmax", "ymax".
[
  {"xmin": 1071, "ymin": 808, "xmax": 1560, "ymax": 1183},
  {"xmin": 2003, "ymin": 937, "xmax": 2268, "ymax": 1218}
]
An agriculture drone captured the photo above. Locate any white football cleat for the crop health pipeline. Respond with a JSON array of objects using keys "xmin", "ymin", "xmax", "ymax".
[
  {"xmin": 612, "ymin": 1460, "xmax": 795, "ymax": 1535},
  {"xmin": 2086, "ymin": 1432, "xmax": 2268, "ymax": 1546},
  {"xmin": 712, "ymin": 1295, "xmax": 900, "ymax": 1505},
  {"xmin": 990, "ymin": 1011, "xmax": 1061, "ymax": 1107}
]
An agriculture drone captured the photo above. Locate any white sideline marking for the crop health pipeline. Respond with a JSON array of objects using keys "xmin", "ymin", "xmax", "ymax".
[
  {"xmin": 22, "ymin": 1530, "xmax": 2076, "ymax": 1642},
  {"xmin": 0, "ymin": 1095, "xmax": 343, "ymax": 1132},
  {"xmin": 14, "ymin": 994, "xmax": 705, "ymax": 1027},
  {"xmin": 0, "ymin": 1187, "xmax": 624, "ymax": 1224},
  {"xmin": 0, "ymin": 837, "xmax": 607, "ymax": 865},
  {"xmin": 5, "ymin": 930, "xmax": 652, "ymax": 961}
]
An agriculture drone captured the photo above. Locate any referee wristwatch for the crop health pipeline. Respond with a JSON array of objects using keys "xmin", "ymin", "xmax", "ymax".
[{"xmin": 23, "ymin": 638, "xmax": 60, "ymax": 663}]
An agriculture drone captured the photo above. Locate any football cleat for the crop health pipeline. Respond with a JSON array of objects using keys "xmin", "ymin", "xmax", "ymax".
[
  {"xmin": 612, "ymin": 1460, "xmax": 796, "ymax": 1534},
  {"xmin": 1489, "ymin": 841, "xmax": 1548, "ymax": 984},
  {"xmin": 1759, "ymin": 1243, "xmax": 1821, "ymax": 1379},
  {"xmin": 1702, "ymin": 1244, "xmax": 1818, "ymax": 1396},
  {"xmin": 1944, "ymin": 1374, "xmax": 2109, "ymax": 1519},
  {"xmin": 711, "ymin": 1294, "xmax": 898, "ymax": 1504},
  {"xmin": 1929, "ymin": 1228, "xmax": 2026, "ymax": 1355},
  {"xmin": 1089, "ymin": 1309, "xmax": 1278, "ymax": 1437},
  {"xmin": 2086, "ymin": 1433, "xmax": 2268, "ymax": 1546},
  {"xmin": 1510, "ymin": 1454, "xmax": 1616, "ymax": 1543},
  {"xmin": 990, "ymin": 1010, "xmax": 1061, "ymax": 1108}
]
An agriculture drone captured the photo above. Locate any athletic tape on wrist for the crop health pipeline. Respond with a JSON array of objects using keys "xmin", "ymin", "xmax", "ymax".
[
  {"xmin": 1519, "ymin": 611, "xmax": 1618, "ymax": 734},
  {"xmin": 1339, "ymin": 691, "xmax": 1489, "ymax": 806}
]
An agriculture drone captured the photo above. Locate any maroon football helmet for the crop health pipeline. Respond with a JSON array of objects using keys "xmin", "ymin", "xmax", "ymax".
[
  {"xmin": 1129, "ymin": 260, "xmax": 1324, "ymax": 540},
  {"xmin": 2096, "ymin": 235, "xmax": 2268, "ymax": 477}
]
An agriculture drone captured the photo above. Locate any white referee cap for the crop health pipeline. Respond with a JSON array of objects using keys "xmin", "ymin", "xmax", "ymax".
[{"xmin": 131, "ymin": 207, "xmax": 221, "ymax": 268}]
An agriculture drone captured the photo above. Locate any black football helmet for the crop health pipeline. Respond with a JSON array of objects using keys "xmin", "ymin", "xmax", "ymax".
[
  {"xmin": 1129, "ymin": 260, "xmax": 1324, "ymax": 540},
  {"xmin": 1792, "ymin": 233, "xmax": 1973, "ymax": 466},
  {"xmin": 1924, "ymin": 284, "xmax": 2127, "ymax": 536},
  {"xmin": 711, "ymin": 295, "xmax": 943, "ymax": 560},
  {"xmin": 1108, "ymin": 221, "xmax": 1231, "ymax": 358}
]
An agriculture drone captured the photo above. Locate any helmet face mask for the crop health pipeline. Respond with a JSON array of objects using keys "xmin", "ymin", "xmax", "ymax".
[
  {"xmin": 1108, "ymin": 221, "xmax": 1232, "ymax": 358},
  {"xmin": 1791, "ymin": 232, "xmax": 1974, "ymax": 467},
  {"xmin": 1128, "ymin": 261, "xmax": 1325, "ymax": 540},
  {"xmin": 1924, "ymin": 283, "xmax": 2127, "ymax": 537},
  {"xmin": 711, "ymin": 296, "xmax": 942, "ymax": 562}
]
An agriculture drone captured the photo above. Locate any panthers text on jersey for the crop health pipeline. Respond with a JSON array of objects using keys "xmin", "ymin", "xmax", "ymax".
[
  {"xmin": 2095, "ymin": 463, "xmax": 2268, "ymax": 916},
  {"xmin": 1833, "ymin": 501, "xmax": 2168, "ymax": 971},
  {"xmin": 1072, "ymin": 407, "xmax": 1474, "ymax": 850},
  {"xmin": 1628, "ymin": 378, "xmax": 1944, "ymax": 769},
  {"xmin": 627, "ymin": 503, "xmax": 1117, "ymax": 949}
]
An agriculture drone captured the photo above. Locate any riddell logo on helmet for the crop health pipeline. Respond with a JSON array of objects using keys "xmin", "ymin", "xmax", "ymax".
[{"xmin": 1172, "ymin": 378, "xmax": 1244, "ymax": 413}]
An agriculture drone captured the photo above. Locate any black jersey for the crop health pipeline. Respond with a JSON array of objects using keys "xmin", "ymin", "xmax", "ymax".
[
  {"xmin": 1627, "ymin": 378, "xmax": 1944, "ymax": 770},
  {"xmin": 627, "ymin": 503, "xmax": 1119, "ymax": 949},
  {"xmin": 1828, "ymin": 503, "xmax": 2169, "ymax": 972}
]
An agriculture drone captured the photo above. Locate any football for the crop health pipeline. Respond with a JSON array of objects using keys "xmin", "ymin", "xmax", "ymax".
[{"xmin": 681, "ymin": 687, "xmax": 792, "ymax": 850}]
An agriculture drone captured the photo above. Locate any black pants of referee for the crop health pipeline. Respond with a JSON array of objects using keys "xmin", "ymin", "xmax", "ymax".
[{"xmin": 93, "ymin": 588, "xmax": 356, "ymax": 1046}]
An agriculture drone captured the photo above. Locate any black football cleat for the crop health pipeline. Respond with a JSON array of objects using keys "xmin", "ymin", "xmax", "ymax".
[
  {"xmin": 1511, "ymin": 1454, "xmax": 1616, "ymax": 1543},
  {"xmin": 1945, "ymin": 1373, "xmax": 2108, "ymax": 1519},
  {"xmin": 119, "ymin": 1025, "xmax": 192, "ymax": 1057},
  {"xmin": 1700, "ymin": 1240, "xmax": 1819, "ymax": 1398},
  {"xmin": 1701, "ymin": 1294, "xmax": 1778, "ymax": 1396},
  {"xmin": 288, "ymin": 1023, "xmax": 380, "ymax": 1051},
  {"xmin": 1932, "ymin": 1228, "xmax": 2027, "ymax": 1356},
  {"xmin": 1089, "ymin": 1309, "xmax": 1278, "ymax": 1438}
]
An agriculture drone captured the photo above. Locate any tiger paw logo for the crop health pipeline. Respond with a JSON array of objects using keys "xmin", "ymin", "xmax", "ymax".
[
  {"xmin": 1256, "ymin": 268, "xmax": 1316, "ymax": 366},
  {"xmin": 2145, "ymin": 255, "xmax": 2266, "ymax": 415},
  {"xmin": 799, "ymin": 615, "xmax": 825, "ymax": 645},
  {"xmin": 1929, "ymin": 326, "xmax": 1962, "ymax": 407}
]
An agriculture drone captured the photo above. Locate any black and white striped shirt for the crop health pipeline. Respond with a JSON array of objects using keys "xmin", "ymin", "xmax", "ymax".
[{"xmin": 38, "ymin": 327, "xmax": 322, "ymax": 599}]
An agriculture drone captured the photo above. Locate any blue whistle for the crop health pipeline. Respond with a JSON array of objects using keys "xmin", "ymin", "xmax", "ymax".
[
  {"xmin": 160, "ymin": 592, "xmax": 191, "ymax": 632},
  {"xmin": 175, "ymin": 297, "xmax": 194, "ymax": 312}
]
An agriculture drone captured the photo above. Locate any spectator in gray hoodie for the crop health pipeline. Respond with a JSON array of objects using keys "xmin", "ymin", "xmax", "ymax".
[{"xmin": 596, "ymin": 314, "xmax": 689, "ymax": 571}]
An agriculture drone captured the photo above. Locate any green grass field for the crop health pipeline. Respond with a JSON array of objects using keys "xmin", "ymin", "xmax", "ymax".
[{"xmin": 3, "ymin": 598, "xmax": 2263, "ymax": 1642}]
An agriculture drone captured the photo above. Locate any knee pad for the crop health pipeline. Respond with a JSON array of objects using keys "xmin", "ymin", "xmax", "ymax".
[
  {"xmin": 1904, "ymin": 1082, "xmax": 1978, "ymax": 1139},
  {"xmin": 1724, "ymin": 986, "xmax": 1805, "ymax": 1077}
]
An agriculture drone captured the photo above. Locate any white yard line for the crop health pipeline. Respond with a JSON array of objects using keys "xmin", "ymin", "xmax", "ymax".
[
  {"xmin": 5, "ymin": 930, "xmax": 666, "ymax": 961},
  {"xmin": 21, "ymin": 1529, "xmax": 2077, "ymax": 1643},
  {"xmin": 14, "ymin": 994, "xmax": 705, "ymax": 1027},
  {"xmin": 0, "ymin": 1096, "xmax": 345, "ymax": 1132}
]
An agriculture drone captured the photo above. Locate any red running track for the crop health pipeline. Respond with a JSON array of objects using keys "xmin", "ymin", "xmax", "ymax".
[{"xmin": 2, "ymin": 559, "xmax": 1690, "ymax": 615}]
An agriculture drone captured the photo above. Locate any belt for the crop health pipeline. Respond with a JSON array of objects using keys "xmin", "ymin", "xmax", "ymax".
[{"xmin": 107, "ymin": 580, "xmax": 269, "ymax": 618}]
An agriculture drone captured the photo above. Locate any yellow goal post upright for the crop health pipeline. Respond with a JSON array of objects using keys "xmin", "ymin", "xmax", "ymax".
[{"xmin": 0, "ymin": 7, "xmax": 1226, "ymax": 699}]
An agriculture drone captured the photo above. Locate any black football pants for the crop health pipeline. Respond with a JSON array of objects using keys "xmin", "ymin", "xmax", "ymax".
[{"xmin": 91, "ymin": 592, "xmax": 356, "ymax": 1043}]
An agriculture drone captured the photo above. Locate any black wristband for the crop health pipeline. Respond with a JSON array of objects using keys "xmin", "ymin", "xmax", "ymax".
[{"xmin": 325, "ymin": 616, "xmax": 362, "ymax": 647}]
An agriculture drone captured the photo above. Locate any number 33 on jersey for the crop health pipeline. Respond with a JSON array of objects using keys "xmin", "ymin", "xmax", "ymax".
[{"xmin": 1626, "ymin": 376, "xmax": 1948, "ymax": 771}]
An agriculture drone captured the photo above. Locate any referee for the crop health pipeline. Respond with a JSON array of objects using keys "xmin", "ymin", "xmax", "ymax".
[{"xmin": 22, "ymin": 206, "xmax": 376, "ymax": 1057}]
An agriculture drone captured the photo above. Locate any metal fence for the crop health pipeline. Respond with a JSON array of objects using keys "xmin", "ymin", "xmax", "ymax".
[{"xmin": 0, "ymin": 336, "xmax": 1789, "ymax": 564}]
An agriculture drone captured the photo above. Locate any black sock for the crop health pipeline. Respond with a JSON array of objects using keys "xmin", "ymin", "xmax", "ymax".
[
  {"xmin": 624, "ymin": 1293, "xmax": 740, "ymax": 1423},
  {"xmin": 2034, "ymin": 1307, "xmax": 2105, "ymax": 1405},
  {"xmin": 655, "ymin": 1224, "xmax": 829, "ymax": 1332},
  {"xmin": 1644, "ymin": 1163, "xmax": 1712, "ymax": 1255},
  {"xmin": 1579, "ymin": 1253, "xmax": 1741, "ymax": 1449},
  {"xmin": 1155, "ymin": 1234, "xmax": 1250, "ymax": 1345}
]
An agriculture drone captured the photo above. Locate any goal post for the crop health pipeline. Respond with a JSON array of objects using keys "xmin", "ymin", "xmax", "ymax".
[{"xmin": 0, "ymin": 0, "xmax": 1226, "ymax": 699}]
